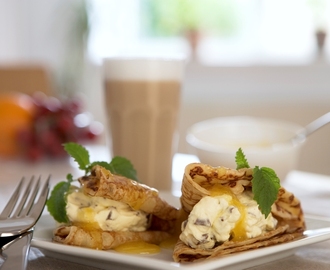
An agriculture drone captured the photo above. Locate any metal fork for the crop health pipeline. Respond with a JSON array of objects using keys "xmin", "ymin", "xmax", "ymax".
[{"xmin": 0, "ymin": 176, "xmax": 50, "ymax": 237}]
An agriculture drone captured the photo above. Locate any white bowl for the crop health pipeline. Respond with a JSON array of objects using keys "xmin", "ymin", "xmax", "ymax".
[{"xmin": 186, "ymin": 116, "xmax": 306, "ymax": 181}]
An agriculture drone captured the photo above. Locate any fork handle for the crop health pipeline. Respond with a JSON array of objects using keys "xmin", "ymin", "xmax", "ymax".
[{"xmin": 0, "ymin": 230, "xmax": 33, "ymax": 270}]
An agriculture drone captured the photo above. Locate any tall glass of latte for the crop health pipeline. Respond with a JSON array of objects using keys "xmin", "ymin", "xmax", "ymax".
[{"xmin": 103, "ymin": 57, "xmax": 185, "ymax": 190}]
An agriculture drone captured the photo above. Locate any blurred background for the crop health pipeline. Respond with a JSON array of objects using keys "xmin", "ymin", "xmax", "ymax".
[{"xmin": 0, "ymin": 0, "xmax": 330, "ymax": 175}]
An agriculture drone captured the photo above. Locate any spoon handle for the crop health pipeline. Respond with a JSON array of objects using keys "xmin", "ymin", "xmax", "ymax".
[{"xmin": 302, "ymin": 112, "xmax": 330, "ymax": 138}]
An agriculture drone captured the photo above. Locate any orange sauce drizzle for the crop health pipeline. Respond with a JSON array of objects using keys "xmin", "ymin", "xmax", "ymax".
[
  {"xmin": 114, "ymin": 241, "xmax": 160, "ymax": 254},
  {"xmin": 209, "ymin": 184, "xmax": 248, "ymax": 241},
  {"xmin": 72, "ymin": 207, "xmax": 104, "ymax": 249},
  {"xmin": 159, "ymin": 236, "xmax": 177, "ymax": 249}
]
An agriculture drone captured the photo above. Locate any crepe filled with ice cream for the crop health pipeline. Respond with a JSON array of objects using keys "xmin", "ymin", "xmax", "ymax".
[
  {"xmin": 47, "ymin": 143, "xmax": 179, "ymax": 252},
  {"xmin": 52, "ymin": 165, "xmax": 179, "ymax": 250},
  {"xmin": 173, "ymin": 155, "xmax": 305, "ymax": 262}
]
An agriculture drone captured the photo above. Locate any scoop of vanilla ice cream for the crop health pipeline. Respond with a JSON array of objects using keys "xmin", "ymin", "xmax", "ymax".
[
  {"xmin": 180, "ymin": 191, "xmax": 278, "ymax": 249},
  {"xmin": 66, "ymin": 188, "xmax": 148, "ymax": 232},
  {"xmin": 237, "ymin": 191, "xmax": 277, "ymax": 238},
  {"xmin": 180, "ymin": 195, "xmax": 241, "ymax": 249}
]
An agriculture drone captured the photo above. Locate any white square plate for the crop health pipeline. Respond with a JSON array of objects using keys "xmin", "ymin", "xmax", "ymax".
[{"xmin": 32, "ymin": 193, "xmax": 330, "ymax": 270}]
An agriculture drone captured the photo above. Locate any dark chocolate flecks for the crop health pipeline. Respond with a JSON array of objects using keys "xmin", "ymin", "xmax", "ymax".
[{"xmin": 194, "ymin": 218, "xmax": 211, "ymax": 227}]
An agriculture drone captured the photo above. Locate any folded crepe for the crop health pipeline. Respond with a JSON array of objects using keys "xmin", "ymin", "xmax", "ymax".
[
  {"xmin": 173, "ymin": 163, "xmax": 305, "ymax": 262},
  {"xmin": 53, "ymin": 165, "xmax": 179, "ymax": 250}
]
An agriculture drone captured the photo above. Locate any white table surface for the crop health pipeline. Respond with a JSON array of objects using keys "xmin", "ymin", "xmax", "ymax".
[{"xmin": 0, "ymin": 144, "xmax": 330, "ymax": 270}]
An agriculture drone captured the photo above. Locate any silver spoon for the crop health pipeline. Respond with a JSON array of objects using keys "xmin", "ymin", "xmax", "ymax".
[{"xmin": 292, "ymin": 112, "xmax": 330, "ymax": 145}]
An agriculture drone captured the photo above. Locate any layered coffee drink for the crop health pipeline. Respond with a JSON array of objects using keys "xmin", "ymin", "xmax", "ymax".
[{"xmin": 103, "ymin": 58, "xmax": 184, "ymax": 190}]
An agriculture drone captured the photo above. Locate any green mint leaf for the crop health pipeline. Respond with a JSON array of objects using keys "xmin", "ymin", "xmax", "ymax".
[
  {"xmin": 252, "ymin": 166, "xmax": 280, "ymax": 217},
  {"xmin": 46, "ymin": 174, "xmax": 73, "ymax": 223},
  {"xmin": 47, "ymin": 143, "xmax": 141, "ymax": 224},
  {"xmin": 64, "ymin": 142, "xmax": 90, "ymax": 172},
  {"xmin": 109, "ymin": 156, "xmax": 139, "ymax": 181},
  {"xmin": 235, "ymin": 147, "xmax": 250, "ymax": 169},
  {"xmin": 67, "ymin": 173, "xmax": 74, "ymax": 184}
]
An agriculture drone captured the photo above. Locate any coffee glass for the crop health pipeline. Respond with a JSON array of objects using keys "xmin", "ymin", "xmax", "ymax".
[{"xmin": 103, "ymin": 57, "xmax": 185, "ymax": 191}]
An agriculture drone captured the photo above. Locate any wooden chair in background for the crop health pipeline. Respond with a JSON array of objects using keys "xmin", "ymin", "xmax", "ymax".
[{"xmin": 0, "ymin": 65, "xmax": 54, "ymax": 95}]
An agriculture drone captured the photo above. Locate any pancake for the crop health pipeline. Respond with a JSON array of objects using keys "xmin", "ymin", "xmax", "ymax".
[
  {"xmin": 173, "ymin": 163, "xmax": 305, "ymax": 262},
  {"xmin": 53, "ymin": 165, "xmax": 179, "ymax": 250},
  {"xmin": 54, "ymin": 225, "xmax": 171, "ymax": 250}
]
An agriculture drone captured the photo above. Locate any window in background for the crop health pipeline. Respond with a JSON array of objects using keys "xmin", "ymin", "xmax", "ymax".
[
  {"xmin": 87, "ymin": 0, "xmax": 330, "ymax": 65},
  {"xmin": 140, "ymin": 0, "xmax": 240, "ymax": 59}
]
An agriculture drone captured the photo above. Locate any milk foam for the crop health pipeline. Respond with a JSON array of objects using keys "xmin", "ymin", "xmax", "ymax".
[{"xmin": 103, "ymin": 57, "xmax": 184, "ymax": 81}]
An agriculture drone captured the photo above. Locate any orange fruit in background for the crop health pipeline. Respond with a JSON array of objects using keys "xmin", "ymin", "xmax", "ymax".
[{"xmin": 0, "ymin": 93, "xmax": 35, "ymax": 157}]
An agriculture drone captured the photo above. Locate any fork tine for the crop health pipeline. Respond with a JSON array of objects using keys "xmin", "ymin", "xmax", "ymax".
[
  {"xmin": 12, "ymin": 176, "xmax": 35, "ymax": 217},
  {"xmin": 20, "ymin": 176, "xmax": 41, "ymax": 217},
  {"xmin": 0, "ymin": 175, "xmax": 51, "ymax": 237},
  {"xmin": 0, "ymin": 178, "xmax": 24, "ymax": 219},
  {"xmin": 29, "ymin": 175, "xmax": 50, "ymax": 219}
]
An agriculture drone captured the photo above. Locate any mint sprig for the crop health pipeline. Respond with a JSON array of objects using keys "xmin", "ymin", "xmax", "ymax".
[
  {"xmin": 47, "ymin": 142, "xmax": 139, "ymax": 223},
  {"xmin": 64, "ymin": 142, "xmax": 90, "ymax": 173},
  {"xmin": 107, "ymin": 156, "xmax": 138, "ymax": 181},
  {"xmin": 46, "ymin": 174, "xmax": 73, "ymax": 223},
  {"xmin": 235, "ymin": 148, "xmax": 280, "ymax": 217},
  {"xmin": 252, "ymin": 167, "xmax": 280, "ymax": 217},
  {"xmin": 64, "ymin": 142, "xmax": 138, "ymax": 181},
  {"xmin": 235, "ymin": 147, "xmax": 250, "ymax": 169}
]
